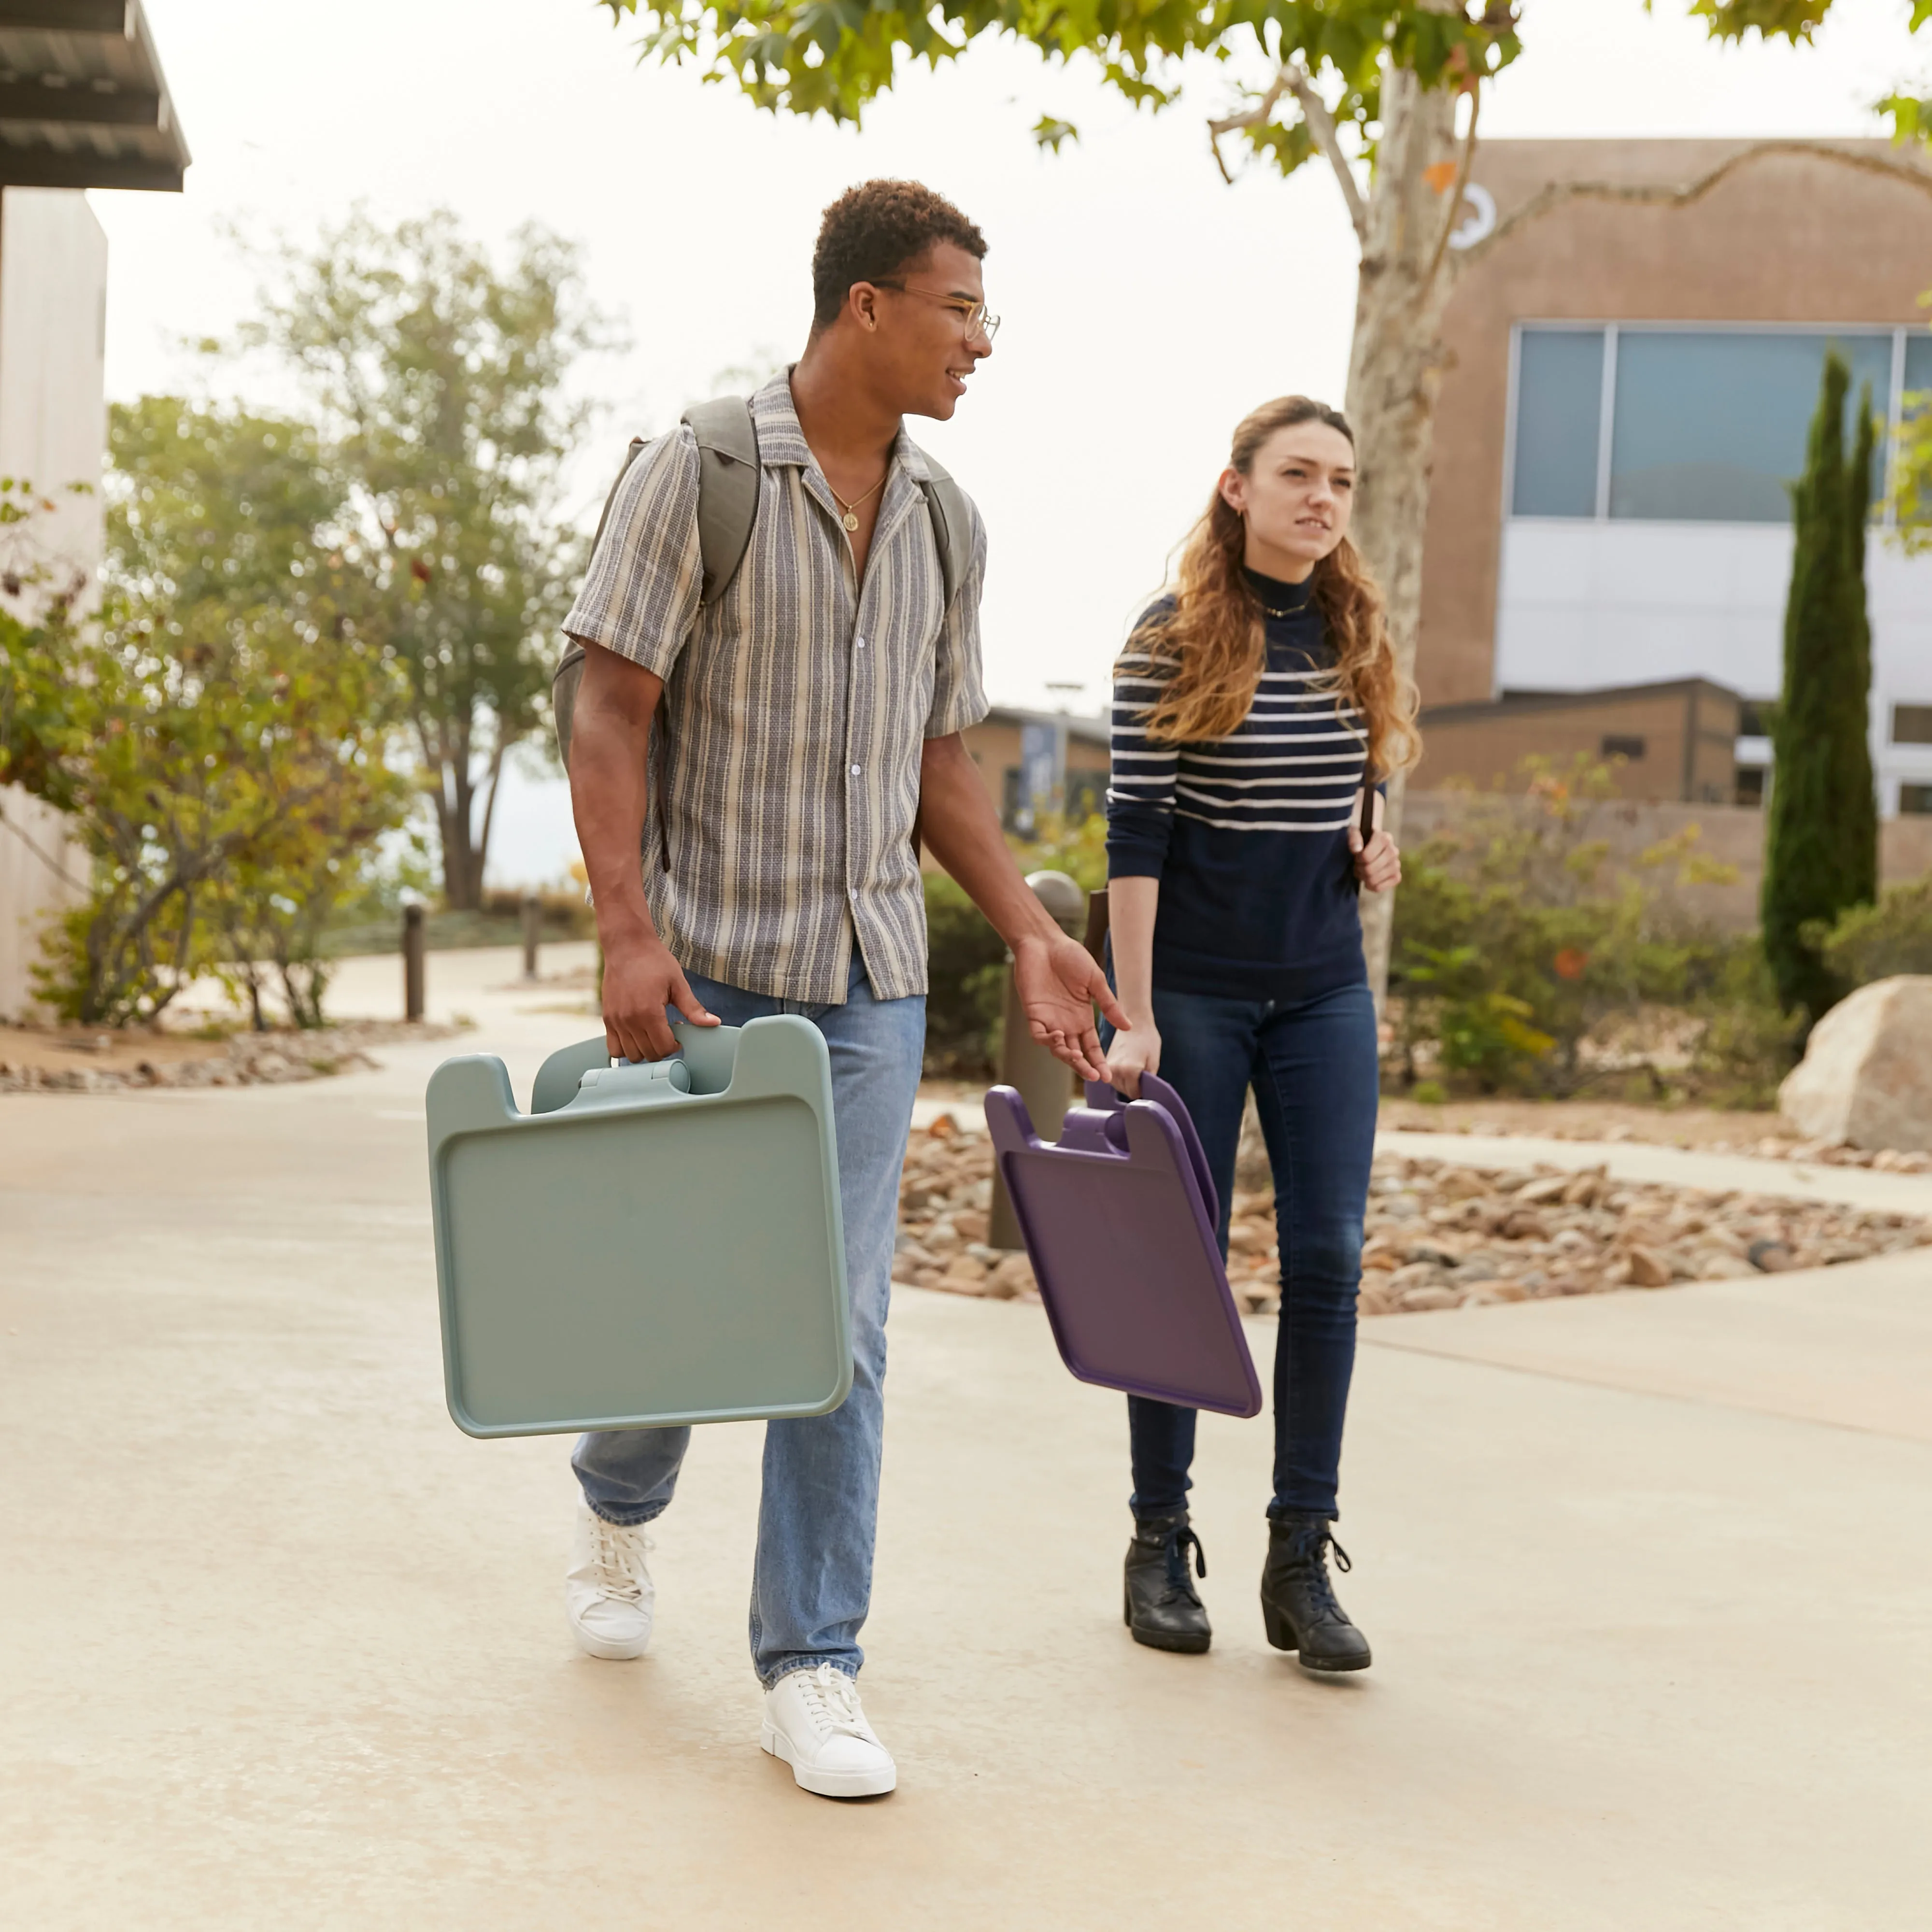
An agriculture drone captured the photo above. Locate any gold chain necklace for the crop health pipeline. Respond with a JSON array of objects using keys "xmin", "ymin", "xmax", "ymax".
[
  {"xmin": 1256, "ymin": 590, "xmax": 1309, "ymax": 620},
  {"xmin": 827, "ymin": 469, "xmax": 889, "ymax": 533}
]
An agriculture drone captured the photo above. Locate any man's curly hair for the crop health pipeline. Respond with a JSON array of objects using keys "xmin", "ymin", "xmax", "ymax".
[{"xmin": 811, "ymin": 180, "xmax": 986, "ymax": 331}]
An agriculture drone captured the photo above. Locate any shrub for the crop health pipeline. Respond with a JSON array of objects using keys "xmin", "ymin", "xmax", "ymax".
[
  {"xmin": 1388, "ymin": 754, "xmax": 1799, "ymax": 1103},
  {"xmin": 1811, "ymin": 875, "xmax": 1932, "ymax": 986},
  {"xmin": 923, "ymin": 872, "xmax": 1007, "ymax": 1074}
]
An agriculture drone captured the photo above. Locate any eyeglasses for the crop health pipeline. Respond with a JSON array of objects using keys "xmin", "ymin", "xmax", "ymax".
[{"xmin": 875, "ymin": 283, "xmax": 1000, "ymax": 344}]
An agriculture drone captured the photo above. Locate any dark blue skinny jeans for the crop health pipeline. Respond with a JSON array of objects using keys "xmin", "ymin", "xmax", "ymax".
[{"xmin": 1103, "ymin": 980, "xmax": 1379, "ymax": 1524}]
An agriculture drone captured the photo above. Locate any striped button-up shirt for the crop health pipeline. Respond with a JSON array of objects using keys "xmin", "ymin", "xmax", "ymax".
[{"xmin": 563, "ymin": 373, "xmax": 988, "ymax": 1004}]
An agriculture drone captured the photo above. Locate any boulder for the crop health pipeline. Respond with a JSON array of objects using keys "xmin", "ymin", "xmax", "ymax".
[{"xmin": 1779, "ymin": 976, "xmax": 1932, "ymax": 1151}]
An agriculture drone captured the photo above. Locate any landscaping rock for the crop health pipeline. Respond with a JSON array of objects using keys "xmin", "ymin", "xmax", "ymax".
[
  {"xmin": 1779, "ymin": 975, "xmax": 1932, "ymax": 1152},
  {"xmin": 894, "ymin": 1118, "xmax": 1932, "ymax": 1322},
  {"xmin": 1621, "ymin": 1245, "xmax": 1673, "ymax": 1288}
]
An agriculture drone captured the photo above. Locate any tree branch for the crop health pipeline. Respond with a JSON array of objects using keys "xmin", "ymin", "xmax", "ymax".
[
  {"xmin": 1466, "ymin": 139, "xmax": 1932, "ymax": 266},
  {"xmin": 1423, "ymin": 83, "xmax": 1482, "ymax": 297},
  {"xmin": 1207, "ymin": 66, "xmax": 1290, "ymax": 189},
  {"xmin": 1286, "ymin": 65, "xmax": 1368, "ymax": 242}
]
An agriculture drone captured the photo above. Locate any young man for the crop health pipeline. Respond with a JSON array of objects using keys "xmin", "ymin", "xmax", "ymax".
[{"xmin": 560, "ymin": 180, "xmax": 1125, "ymax": 1800}]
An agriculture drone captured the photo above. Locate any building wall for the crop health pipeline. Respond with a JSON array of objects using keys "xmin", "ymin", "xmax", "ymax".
[
  {"xmin": 1414, "ymin": 686, "xmax": 1739, "ymax": 804},
  {"xmin": 1418, "ymin": 139, "xmax": 1932, "ymax": 815},
  {"xmin": 0, "ymin": 188, "xmax": 107, "ymax": 593},
  {"xmin": 1403, "ymin": 790, "xmax": 1932, "ymax": 937},
  {"xmin": 0, "ymin": 188, "xmax": 106, "ymax": 1022}
]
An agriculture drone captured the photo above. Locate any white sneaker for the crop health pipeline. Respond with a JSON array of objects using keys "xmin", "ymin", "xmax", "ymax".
[
  {"xmin": 565, "ymin": 1505, "xmax": 654, "ymax": 1660},
  {"xmin": 761, "ymin": 1664, "xmax": 897, "ymax": 1798}
]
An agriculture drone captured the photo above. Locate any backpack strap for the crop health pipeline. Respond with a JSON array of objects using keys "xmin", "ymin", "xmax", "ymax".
[
  {"xmin": 680, "ymin": 395, "xmax": 761, "ymax": 608},
  {"xmin": 553, "ymin": 401, "xmax": 761, "ymax": 768},
  {"xmin": 911, "ymin": 444, "xmax": 970, "ymax": 611}
]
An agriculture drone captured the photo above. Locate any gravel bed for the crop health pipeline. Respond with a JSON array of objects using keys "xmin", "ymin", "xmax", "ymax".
[
  {"xmin": 0, "ymin": 1020, "xmax": 463, "ymax": 1094},
  {"xmin": 893, "ymin": 1118, "xmax": 1932, "ymax": 1314}
]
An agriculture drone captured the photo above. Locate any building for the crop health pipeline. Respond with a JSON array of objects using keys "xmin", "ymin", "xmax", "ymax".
[
  {"xmin": 1413, "ymin": 678, "xmax": 1741, "ymax": 804},
  {"xmin": 1417, "ymin": 138, "xmax": 1932, "ymax": 818},
  {"xmin": 0, "ymin": 1, "xmax": 189, "ymax": 1020},
  {"xmin": 960, "ymin": 704, "xmax": 1110, "ymax": 836}
]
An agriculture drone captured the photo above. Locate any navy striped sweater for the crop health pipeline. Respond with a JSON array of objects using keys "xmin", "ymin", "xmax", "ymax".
[{"xmin": 1105, "ymin": 570, "xmax": 1368, "ymax": 1002}]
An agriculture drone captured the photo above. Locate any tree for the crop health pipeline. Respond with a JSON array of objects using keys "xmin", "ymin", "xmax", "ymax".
[
  {"xmin": 0, "ymin": 412, "xmax": 412, "ymax": 1027},
  {"xmin": 598, "ymin": 0, "xmax": 1932, "ymax": 989},
  {"xmin": 227, "ymin": 211, "xmax": 614, "ymax": 908},
  {"xmin": 1762, "ymin": 352, "xmax": 1878, "ymax": 1028}
]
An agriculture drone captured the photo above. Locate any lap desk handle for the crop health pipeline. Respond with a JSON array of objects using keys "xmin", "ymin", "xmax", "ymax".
[
  {"xmin": 984, "ymin": 1073, "xmax": 1262, "ymax": 1419},
  {"xmin": 426, "ymin": 1016, "xmax": 851, "ymax": 1437}
]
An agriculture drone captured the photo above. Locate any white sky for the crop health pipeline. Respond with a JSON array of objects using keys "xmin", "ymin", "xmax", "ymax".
[{"xmin": 89, "ymin": 0, "xmax": 1930, "ymax": 887}]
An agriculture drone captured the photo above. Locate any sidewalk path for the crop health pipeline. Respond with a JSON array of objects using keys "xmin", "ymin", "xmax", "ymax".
[{"xmin": 2, "ymin": 952, "xmax": 1927, "ymax": 1928}]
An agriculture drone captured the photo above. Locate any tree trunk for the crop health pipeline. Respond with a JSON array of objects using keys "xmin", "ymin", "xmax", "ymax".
[
  {"xmin": 427, "ymin": 714, "xmax": 486, "ymax": 911},
  {"xmin": 1341, "ymin": 65, "xmax": 1463, "ymax": 1008}
]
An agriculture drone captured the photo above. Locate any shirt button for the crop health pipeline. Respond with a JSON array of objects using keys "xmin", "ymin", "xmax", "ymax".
[
  {"xmin": 855, "ymin": 636, "xmax": 867, "ymax": 650},
  {"xmin": 850, "ymin": 764, "xmax": 862, "ymax": 777}
]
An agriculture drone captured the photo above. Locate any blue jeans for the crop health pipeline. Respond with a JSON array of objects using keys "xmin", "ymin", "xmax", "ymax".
[
  {"xmin": 1102, "ymin": 981, "xmax": 1379, "ymax": 1523},
  {"xmin": 571, "ymin": 952, "xmax": 924, "ymax": 1687}
]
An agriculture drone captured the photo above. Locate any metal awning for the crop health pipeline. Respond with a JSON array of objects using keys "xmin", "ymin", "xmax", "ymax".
[{"xmin": 0, "ymin": 1, "xmax": 190, "ymax": 192}]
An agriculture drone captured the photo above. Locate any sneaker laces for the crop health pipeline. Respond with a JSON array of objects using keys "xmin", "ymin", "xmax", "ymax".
[
  {"xmin": 795, "ymin": 1663, "xmax": 873, "ymax": 1743},
  {"xmin": 589, "ymin": 1516, "xmax": 652, "ymax": 1605}
]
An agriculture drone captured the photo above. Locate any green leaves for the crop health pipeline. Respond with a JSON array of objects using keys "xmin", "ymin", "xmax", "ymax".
[
  {"xmin": 1683, "ymin": 0, "xmax": 1834, "ymax": 43},
  {"xmin": 599, "ymin": 0, "xmax": 1519, "ymax": 178}
]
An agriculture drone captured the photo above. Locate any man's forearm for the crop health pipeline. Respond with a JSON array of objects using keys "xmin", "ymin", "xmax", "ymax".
[
  {"xmin": 568, "ymin": 644, "xmax": 664, "ymax": 949},
  {"xmin": 916, "ymin": 734, "xmax": 1063, "ymax": 952}
]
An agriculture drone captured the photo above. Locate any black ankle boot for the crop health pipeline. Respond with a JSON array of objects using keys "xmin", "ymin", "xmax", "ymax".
[
  {"xmin": 1123, "ymin": 1512, "xmax": 1212, "ymax": 1654},
  {"xmin": 1261, "ymin": 1514, "xmax": 1372, "ymax": 1673}
]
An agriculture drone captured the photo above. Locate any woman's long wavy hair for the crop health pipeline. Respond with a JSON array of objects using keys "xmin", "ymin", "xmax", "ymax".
[{"xmin": 1127, "ymin": 396, "xmax": 1420, "ymax": 781}]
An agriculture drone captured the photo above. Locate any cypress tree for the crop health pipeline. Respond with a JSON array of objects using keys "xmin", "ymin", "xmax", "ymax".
[{"xmin": 1762, "ymin": 352, "xmax": 1879, "ymax": 1026}]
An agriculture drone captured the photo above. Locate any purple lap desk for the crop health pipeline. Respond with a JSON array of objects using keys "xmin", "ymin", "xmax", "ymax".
[{"xmin": 983, "ymin": 1073, "xmax": 1263, "ymax": 1418}]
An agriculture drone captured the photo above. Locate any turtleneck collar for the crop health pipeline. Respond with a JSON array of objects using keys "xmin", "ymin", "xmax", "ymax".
[{"xmin": 1244, "ymin": 566, "xmax": 1315, "ymax": 616}]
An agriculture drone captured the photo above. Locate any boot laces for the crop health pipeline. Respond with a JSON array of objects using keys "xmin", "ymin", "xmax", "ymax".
[
  {"xmin": 1287, "ymin": 1524, "xmax": 1350, "ymax": 1618},
  {"xmin": 589, "ymin": 1516, "xmax": 652, "ymax": 1605},
  {"xmin": 795, "ymin": 1663, "xmax": 872, "ymax": 1743},
  {"xmin": 1165, "ymin": 1524, "xmax": 1208, "ymax": 1589}
]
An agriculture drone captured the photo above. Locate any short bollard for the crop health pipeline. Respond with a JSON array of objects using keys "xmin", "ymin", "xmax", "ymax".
[
  {"xmin": 403, "ymin": 903, "xmax": 426, "ymax": 1022},
  {"xmin": 521, "ymin": 895, "xmax": 541, "ymax": 982},
  {"xmin": 989, "ymin": 870, "xmax": 1087, "ymax": 1252}
]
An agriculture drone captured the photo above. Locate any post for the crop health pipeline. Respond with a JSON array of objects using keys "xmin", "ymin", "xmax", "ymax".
[
  {"xmin": 521, "ymin": 894, "xmax": 541, "ymax": 982},
  {"xmin": 403, "ymin": 903, "xmax": 426, "ymax": 1022},
  {"xmin": 989, "ymin": 870, "xmax": 1088, "ymax": 1251}
]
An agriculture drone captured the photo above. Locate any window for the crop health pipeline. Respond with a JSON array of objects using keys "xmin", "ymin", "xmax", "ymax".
[
  {"xmin": 1906, "ymin": 332, "xmax": 1932, "ymax": 400},
  {"xmin": 1735, "ymin": 766, "xmax": 1766, "ymax": 808},
  {"xmin": 1737, "ymin": 699, "xmax": 1776, "ymax": 740},
  {"xmin": 1901, "ymin": 784, "xmax": 1932, "ymax": 816},
  {"xmin": 1609, "ymin": 331, "xmax": 1892, "ymax": 522},
  {"xmin": 1511, "ymin": 326, "xmax": 1903, "ymax": 526},
  {"xmin": 1602, "ymin": 734, "xmax": 1647, "ymax": 761},
  {"xmin": 1893, "ymin": 704, "xmax": 1932, "ymax": 746},
  {"xmin": 1512, "ymin": 328, "xmax": 1604, "ymax": 517}
]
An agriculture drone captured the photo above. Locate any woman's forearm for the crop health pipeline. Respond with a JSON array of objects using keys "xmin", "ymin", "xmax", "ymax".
[{"xmin": 1108, "ymin": 874, "xmax": 1160, "ymax": 1018}]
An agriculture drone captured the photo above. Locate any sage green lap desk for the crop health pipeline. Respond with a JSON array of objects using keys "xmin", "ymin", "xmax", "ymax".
[{"xmin": 426, "ymin": 1016, "xmax": 852, "ymax": 1437}]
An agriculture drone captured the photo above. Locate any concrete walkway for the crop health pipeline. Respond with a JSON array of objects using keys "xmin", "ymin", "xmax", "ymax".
[{"xmin": 3, "ymin": 949, "xmax": 1928, "ymax": 1928}]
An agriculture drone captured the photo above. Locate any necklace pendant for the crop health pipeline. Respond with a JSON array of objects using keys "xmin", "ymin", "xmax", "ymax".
[{"xmin": 842, "ymin": 511, "xmax": 860, "ymax": 532}]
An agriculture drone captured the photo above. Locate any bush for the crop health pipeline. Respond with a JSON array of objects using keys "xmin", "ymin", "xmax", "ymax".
[
  {"xmin": 1811, "ymin": 875, "xmax": 1932, "ymax": 986},
  {"xmin": 1389, "ymin": 755, "xmax": 1799, "ymax": 1104},
  {"xmin": 919, "ymin": 811, "xmax": 1108, "ymax": 1076},
  {"xmin": 923, "ymin": 871, "xmax": 1006, "ymax": 1075}
]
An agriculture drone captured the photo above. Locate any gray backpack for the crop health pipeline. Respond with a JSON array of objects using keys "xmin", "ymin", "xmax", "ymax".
[{"xmin": 552, "ymin": 395, "xmax": 971, "ymax": 767}]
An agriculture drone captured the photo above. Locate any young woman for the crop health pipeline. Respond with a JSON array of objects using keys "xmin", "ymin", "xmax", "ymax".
[{"xmin": 1103, "ymin": 394, "xmax": 1418, "ymax": 1671}]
